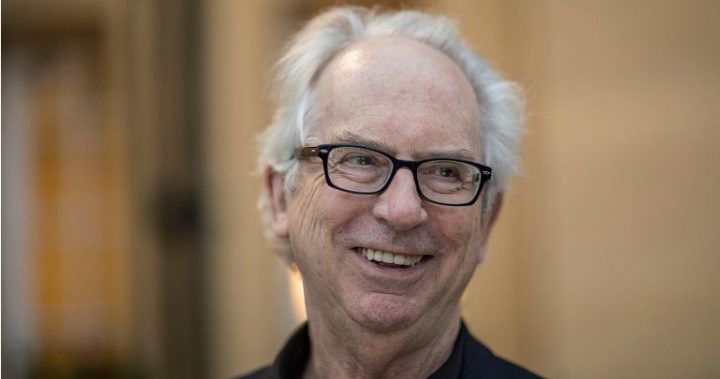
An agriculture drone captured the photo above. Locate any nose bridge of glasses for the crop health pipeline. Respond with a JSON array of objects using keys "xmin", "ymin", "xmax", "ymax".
[
  {"xmin": 393, "ymin": 158, "xmax": 418, "ymax": 172},
  {"xmin": 387, "ymin": 158, "xmax": 419, "ymax": 185},
  {"xmin": 383, "ymin": 158, "xmax": 422, "ymax": 196}
]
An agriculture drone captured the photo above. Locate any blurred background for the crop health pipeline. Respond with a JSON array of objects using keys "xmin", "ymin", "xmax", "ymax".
[{"xmin": 2, "ymin": 0, "xmax": 719, "ymax": 378}]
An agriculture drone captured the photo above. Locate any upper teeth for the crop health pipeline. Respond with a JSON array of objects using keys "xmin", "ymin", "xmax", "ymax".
[{"xmin": 359, "ymin": 248, "xmax": 422, "ymax": 266}]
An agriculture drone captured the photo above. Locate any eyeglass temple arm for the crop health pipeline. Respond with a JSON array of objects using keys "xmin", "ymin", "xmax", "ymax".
[{"xmin": 292, "ymin": 146, "xmax": 320, "ymax": 158}]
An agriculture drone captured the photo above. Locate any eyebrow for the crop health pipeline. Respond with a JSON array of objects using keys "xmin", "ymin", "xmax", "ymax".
[{"xmin": 333, "ymin": 130, "xmax": 481, "ymax": 161}]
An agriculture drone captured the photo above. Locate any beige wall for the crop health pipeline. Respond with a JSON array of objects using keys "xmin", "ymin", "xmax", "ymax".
[
  {"xmin": 515, "ymin": 2, "xmax": 720, "ymax": 377},
  {"xmin": 202, "ymin": 1, "xmax": 293, "ymax": 377},
  {"xmin": 204, "ymin": 1, "xmax": 720, "ymax": 378}
]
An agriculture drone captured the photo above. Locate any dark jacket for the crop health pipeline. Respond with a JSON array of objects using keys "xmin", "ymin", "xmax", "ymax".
[{"xmin": 237, "ymin": 321, "xmax": 542, "ymax": 379}]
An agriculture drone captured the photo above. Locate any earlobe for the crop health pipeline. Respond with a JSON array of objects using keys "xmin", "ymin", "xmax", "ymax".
[{"xmin": 265, "ymin": 165, "xmax": 289, "ymax": 238}]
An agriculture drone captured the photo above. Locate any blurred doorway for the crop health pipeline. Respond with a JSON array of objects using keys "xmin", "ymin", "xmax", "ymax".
[{"xmin": 3, "ymin": 1, "xmax": 207, "ymax": 378}]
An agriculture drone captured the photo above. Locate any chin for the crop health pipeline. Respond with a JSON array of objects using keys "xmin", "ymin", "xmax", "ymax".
[{"xmin": 351, "ymin": 293, "xmax": 422, "ymax": 333}]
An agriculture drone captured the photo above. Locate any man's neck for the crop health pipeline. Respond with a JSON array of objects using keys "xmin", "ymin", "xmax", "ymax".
[{"xmin": 302, "ymin": 310, "xmax": 462, "ymax": 379}]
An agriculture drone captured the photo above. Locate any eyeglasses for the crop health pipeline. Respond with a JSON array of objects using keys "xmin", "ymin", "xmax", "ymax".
[{"xmin": 293, "ymin": 144, "xmax": 492, "ymax": 206}]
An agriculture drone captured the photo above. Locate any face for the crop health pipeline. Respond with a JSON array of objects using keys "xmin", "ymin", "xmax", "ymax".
[{"xmin": 269, "ymin": 37, "xmax": 499, "ymax": 333}]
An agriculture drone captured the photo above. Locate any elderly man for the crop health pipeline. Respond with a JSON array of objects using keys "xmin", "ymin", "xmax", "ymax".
[{"xmin": 243, "ymin": 6, "xmax": 540, "ymax": 379}]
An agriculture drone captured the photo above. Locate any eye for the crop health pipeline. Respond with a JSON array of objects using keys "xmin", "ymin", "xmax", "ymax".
[
  {"xmin": 345, "ymin": 154, "xmax": 375, "ymax": 166},
  {"xmin": 426, "ymin": 164, "xmax": 461, "ymax": 180},
  {"xmin": 419, "ymin": 160, "xmax": 474, "ymax": 184},
  {"xmin": 328, "ymin": 146, "xmax": 390, "ymax": 171},
  {"xmin": 434, "ymin": 166, "xmax": 458, "ymax": 178}
]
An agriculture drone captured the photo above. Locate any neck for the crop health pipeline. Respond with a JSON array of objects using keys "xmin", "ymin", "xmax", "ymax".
[{"xmin": 302, "ymin": 308, "xmax": 461, "ymax": 379}]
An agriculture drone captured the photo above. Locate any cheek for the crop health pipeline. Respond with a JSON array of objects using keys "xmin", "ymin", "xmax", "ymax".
[
  {"xmin": 287, "ymin": 174, "xmax": 327, "ymax": 250},
  {"xmin": 286, "ymin": 172, "xmax": 366, "ymax": 265},
  {"xmin": 435, "ymin": 206, "xmax": 485, "ymax": 264}
]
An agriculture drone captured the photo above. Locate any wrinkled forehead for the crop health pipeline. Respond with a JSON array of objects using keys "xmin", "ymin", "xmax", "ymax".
[{"xmin": 311, "ymin": 36, "xmax": 482, "ymax": 156}]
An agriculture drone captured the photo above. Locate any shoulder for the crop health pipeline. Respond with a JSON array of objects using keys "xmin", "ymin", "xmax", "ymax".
[
  {"xmin": 232, "ymin": 365, "xmax": 271, "ymax": 379},
  {"xmin": 460, "ymin": 324, "xmax": 543, "ymax": 379},
  {"xmin": 483, "ymin": 356, "xmax": 543, "ymax": 379},
  {"xmin": 231, "ymin": 322, "xmax": 310, "ymax": 379}
]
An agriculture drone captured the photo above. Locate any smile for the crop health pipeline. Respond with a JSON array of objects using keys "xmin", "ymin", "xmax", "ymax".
[{"xmin": 357, "ymin": 247, "xmax": 424, "ymax": 267}]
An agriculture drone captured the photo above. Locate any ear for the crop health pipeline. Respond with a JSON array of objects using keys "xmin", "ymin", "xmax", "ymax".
[
  {"xmin": 265, "ymin": 165, "xmax": 289, "ymax": 238},
  {"xmin": 480, "ymin": 192, "xmax": 504, "ymax": 245}
]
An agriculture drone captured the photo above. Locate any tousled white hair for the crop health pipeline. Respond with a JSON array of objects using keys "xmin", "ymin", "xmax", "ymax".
[{"xmin": 258, "ymin": 6, "xmax": 524, "ymax": 259}]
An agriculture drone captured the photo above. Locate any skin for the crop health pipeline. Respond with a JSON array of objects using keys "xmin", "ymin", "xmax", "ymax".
[{"xmin": 267, "ymin": 36, "xmax": 503, "ymax": 379}]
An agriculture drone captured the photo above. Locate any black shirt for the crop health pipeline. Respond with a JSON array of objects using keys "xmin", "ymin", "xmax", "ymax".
[{"xmin": 238, "ymin": 321, "xmax": 542, "ymax": 379}]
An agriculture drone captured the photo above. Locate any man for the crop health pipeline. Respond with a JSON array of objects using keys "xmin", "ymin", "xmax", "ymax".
[{"xmin": 244, "ymin": 6, "xmax": 540, "ymax": 379}]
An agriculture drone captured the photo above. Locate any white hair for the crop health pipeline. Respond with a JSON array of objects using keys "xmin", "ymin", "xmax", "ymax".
[{"xmin": 258, "ymin": 6, "xmax": 524, "ymax": 258}]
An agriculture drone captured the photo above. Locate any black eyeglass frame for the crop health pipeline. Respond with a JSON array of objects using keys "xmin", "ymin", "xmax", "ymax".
[{"xmin": 293, "ymin": 144, "xmax": 492, "ymax": 207}]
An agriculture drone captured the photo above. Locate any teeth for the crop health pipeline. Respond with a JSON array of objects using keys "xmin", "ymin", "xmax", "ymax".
[
  {"xmin": 382, "ymin": 252, "xmax": 393, "ymax": 263},
  {"xmin": 359, "ymin": 248, "xmax": 423, "ymax": 267}
]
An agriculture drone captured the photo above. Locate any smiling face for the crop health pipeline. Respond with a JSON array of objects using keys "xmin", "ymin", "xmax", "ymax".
[{"xmin": 269, "ymin": 36, "xmax": 498, "ymax": 333}]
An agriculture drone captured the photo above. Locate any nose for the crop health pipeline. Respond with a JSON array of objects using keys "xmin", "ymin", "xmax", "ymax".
[{"xmin": 372, "ymin": 168, "xmax": 428, "ymax": 231}]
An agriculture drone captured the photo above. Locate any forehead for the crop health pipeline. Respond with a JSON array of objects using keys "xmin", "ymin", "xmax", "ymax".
[{"xmin": 312, "ymin": 36, "xmax": 482, "ymax": 158}]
